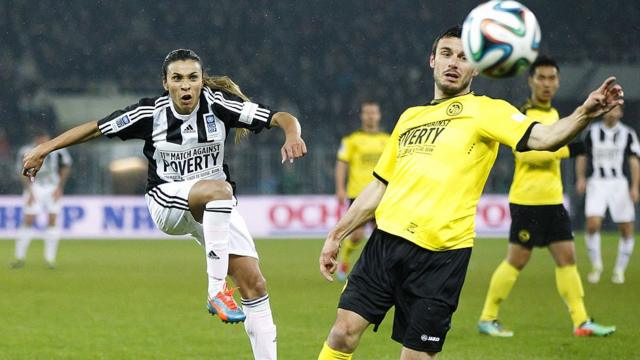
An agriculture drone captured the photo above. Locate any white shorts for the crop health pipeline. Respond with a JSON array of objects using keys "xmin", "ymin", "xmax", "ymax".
[
  {"xmin": 145, "ymin": 179, "xmax": 258, "ymax": 259},
  {"xmin": 585, "ymin": 178, "xmax": 635, "ymax": 223},
  {"xmin": 23, "ymin": 184, "xmax": 61, "ymax": 215}
]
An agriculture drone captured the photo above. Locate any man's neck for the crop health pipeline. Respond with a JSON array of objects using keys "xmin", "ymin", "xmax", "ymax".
[
  {"xmin": 433, "ymin": 85, "xmax": 470, "ymax": 102},
  {"xmin": 531, "ymin": 96, "xmax": 551, "ymax": 109}
]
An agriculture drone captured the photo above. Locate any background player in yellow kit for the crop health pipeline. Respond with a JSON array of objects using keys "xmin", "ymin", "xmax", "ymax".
[
  {"xmin": 335, "ymin": 101, "xmax": 389, "ymax": 280},
  {"xmin": 318, "ymin": 26, "xmax": 623, "ymax": 360},
  {"xmin": 478, "ymin": 56, "xmax": 615, "ymax": 337}
]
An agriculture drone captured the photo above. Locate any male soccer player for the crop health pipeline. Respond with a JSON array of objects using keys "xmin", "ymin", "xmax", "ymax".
[
  {"xmin": 477, "ymin": 56, "xmax": 615, "ymax": 338},
  {"xmin": 577, "ymin": 104, "xmax": 639, "ymax": 284},
  {"xmin": 11, "ymin": 130, "xmax": 72, "ymax": 269},
  {"xmin": 317, "ymin": 26, "xmax": 623, "ymax": 360},
  {"xmin": 335, "ymin": 101, "xmax": 389, "ymax": 281}
]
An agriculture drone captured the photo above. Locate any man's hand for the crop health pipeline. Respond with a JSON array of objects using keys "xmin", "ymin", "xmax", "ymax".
[
  {"xmin": 22, "ymin": 145, "xmax": 49, "ymax": 180},
  {"xmin": 576, "ymin": 177, "xmax": 587, "ymax": 195},
  {"xmin": 631, "ymin": 187, "xmax": 639, "ymax": 204},
  {"xmin": 580, "ymin": 77, "xmax": 624, "ymax": 120},
  {"xmin": 319, "ymin": 234, "xmax": 341, "ymax": 282},
  {"xmin": 281, "ymin": 135, "xmax": 307, "ymax": 164}
]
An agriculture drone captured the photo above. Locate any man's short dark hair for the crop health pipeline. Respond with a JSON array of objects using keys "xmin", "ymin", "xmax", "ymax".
[
  {"xmin": 529, "ymin": 55, "xmax": 559, "ymax": 76},
  {"xmin": 361, "ymin": 100, "xmax": 379, "ymax": 110},
  {"xmin": 431, "ymin": 25, "xmax": 463, "ymax": 55}
]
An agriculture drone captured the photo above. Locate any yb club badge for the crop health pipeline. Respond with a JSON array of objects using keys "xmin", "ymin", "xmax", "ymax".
[
  {"xmin": 518, "ymin": 229, "xmax": 530, "ymax": 242},
  {"xmin": 446, "ymin": 102, "xmax": 463, "ymax": 116}
]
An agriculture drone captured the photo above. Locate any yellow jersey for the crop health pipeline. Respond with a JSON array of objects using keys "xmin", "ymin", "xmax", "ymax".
[
  {"xmin": 373, "ymin": 93, "xmax": 536, "ymax": 251},
  {"xmin": 509, "ymin": 100, "xmax": 569, "ymax": 205},
  {"xmin": 338, "ymin": 130, "xmax": 390, "ymax": 198}
]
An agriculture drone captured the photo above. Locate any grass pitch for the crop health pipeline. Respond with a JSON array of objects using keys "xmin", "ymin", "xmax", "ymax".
[{"xmin": 0, "ymin": 234, "xmax": 637, "ymax": 359}]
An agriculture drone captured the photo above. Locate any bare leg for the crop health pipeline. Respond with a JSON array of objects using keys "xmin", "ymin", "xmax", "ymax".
[{"xmin": 325, "ymin": 309, "xmax": 370, "ymax": 354}]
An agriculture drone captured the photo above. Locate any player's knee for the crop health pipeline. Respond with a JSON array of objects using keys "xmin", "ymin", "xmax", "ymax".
[
  {"xmin": 327, "ymin": 321, "xmax": 360, "ymax": 352},
  {"xmin": 192, "ymin": 180, "xmax": 233, "ymax": 202}
]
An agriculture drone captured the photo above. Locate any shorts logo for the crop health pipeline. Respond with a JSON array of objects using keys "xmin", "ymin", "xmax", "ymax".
[
  {"xmin": 420, "ymin": 334, "xmax": 440, "ymax": 342},
  {"xmin": 207, "ymin": 250, "xmax": 220, "ymax": 260},
  {"xmin": 446, "ymin": 102, "xmax": 463, "ymax": 116},
  {"xmin": 518, "ymin": 229, "xmax": 530, "ymax": 242},
  {"xmin": 115, "ymin": 115, "xmax": 130, "ymax": 129}
]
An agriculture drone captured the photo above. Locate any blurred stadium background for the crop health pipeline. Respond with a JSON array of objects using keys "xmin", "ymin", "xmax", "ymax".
[{"xmin": 1, "ymin": 1, "xmax": 639, "ymax": 359}]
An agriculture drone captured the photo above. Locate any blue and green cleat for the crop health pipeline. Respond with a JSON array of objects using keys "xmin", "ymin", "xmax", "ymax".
[
  {"xmin": 478, "ymin": 320, "xmax": 514, "ymax": 337},
  {"xmin": 574, "ymin": 320, "xmax": 616, "ymax": 337},
  {"xmin": 207, "ymin": 284, "xmax": 246, "ymax": 324}
]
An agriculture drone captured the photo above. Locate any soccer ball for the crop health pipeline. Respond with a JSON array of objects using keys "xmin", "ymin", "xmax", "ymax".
[{"xmin": 462, "ymin": 0, "xmax": 541, "ymax": 78}]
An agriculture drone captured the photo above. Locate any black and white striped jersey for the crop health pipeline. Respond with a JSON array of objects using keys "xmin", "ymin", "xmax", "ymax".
[
  {"xmin": 582, "ymin": 121, "xmax": 640, "ymax": 179},
  {"xmin": 97, "ymin": 86, "xmax": 274, "ymax": 192},
  {"xmin": 17, "ymin": 145, "xmax": 72, "ymax": 187}
]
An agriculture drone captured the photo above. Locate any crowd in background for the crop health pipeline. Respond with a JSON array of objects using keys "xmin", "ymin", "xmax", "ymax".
[{"xmin": 1, "ymin": 0, "xmax": 639, "ymax": 195}]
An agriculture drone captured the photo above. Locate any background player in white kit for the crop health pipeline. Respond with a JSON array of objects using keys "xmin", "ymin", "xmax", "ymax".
[
  {"xmin": 22, "ymin": 49, "xmax": 306, "ymax": 360},
  {"xmin": 576, "ymin": 104, "xmax": 639, "ymax": 284},
  {"xmin": 11, "ymin": 130, "xmax": 72, "ymax": 269}
]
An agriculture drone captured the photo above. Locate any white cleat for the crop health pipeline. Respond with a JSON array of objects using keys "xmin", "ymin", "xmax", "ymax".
[
  {"xmin": 611, "ymin": 270, "xmax": 625, "ymax": 284},
  {"xmin": 587, "ymin": 268, "xmax": 602, "ymax": 284}
]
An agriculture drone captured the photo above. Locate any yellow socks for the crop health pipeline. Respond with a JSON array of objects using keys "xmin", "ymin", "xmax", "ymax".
[
  {"xmin": 480, "ymin": 260, "xmax": 520, "ymax": 321},
  {"xmin": 339, "ymin": 238, "xmax": 360, "ymax": 264},
  {"xmin": 318, "ymin": 342, "xmax": 352, "ymax": 360},
  {"xmin": 555, "ymin": 265, "xmax": 589, "ymax": 328}
]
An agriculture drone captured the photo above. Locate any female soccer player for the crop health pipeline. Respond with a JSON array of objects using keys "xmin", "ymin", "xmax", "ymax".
[{"xmin": 22, "ymin": 49, "xmax": 306, "ymax": 360}]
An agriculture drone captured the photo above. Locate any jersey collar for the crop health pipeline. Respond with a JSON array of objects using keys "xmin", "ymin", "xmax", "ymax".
[
  {"xmin": 428, "ymin": 92, "xmax": 474, "ymax": 106},
  {"xmin": 525, "ymin": 98, "xmax": 553, "ymax": 111}
]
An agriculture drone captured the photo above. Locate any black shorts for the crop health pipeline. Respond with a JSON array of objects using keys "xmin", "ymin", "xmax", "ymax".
[
  {"xmin": 509, "ymin": 203, "xmax": 574, "ymax": 249},
  {"xmin": 338, "ymin": 229, "xmax": 471, "ymax": 353}
]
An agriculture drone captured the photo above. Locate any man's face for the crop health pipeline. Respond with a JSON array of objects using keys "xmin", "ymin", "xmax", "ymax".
[
  {"xmin": 604, "ymin": 104, "xmax": 624, "ymax": 122},
  {"xmin": 163, "ymin": 60, "xmax": 204, "ymax": 115},
  {"xmin": 528, "ymin": 65, "xmax": 559, "ymax": 104},
  {"xmin": 429, "ymin": 37, "xmax": 477, "ymax": 97},
  {"xmin": 360, "ymin": 103, "xmax": 381, "ymax": 129}
]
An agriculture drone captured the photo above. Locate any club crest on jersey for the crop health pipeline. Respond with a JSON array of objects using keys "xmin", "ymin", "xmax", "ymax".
[
  {"xmin": 446, "ymin": 102, "xmax": 463, "ymax": 116},
  {"xmin": 115, "ymin": 115, "xmax": 130, "ymax": 129}
]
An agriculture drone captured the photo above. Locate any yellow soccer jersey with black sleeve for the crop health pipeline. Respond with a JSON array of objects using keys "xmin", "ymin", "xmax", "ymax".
[
  {"xmin": 509, "ymin": 101, "xmax": 569, "ymax": 205},
  {"xmin": 373, "ymin": 93, "xmax": 537, "ymax": 251},
  {"xmin": 337, "ymin": 130, "xmax": 390, "ymax": 198}
]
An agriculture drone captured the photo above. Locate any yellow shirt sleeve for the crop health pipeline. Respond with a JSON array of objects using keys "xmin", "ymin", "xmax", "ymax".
[
  {"xmin": 477, "ymin": 99, "xmax": 537, "ymax": 150},
  {"xmin": 373, "ymin": 126, "xmax": 400, "ymax": 183},
  {"xmin": 337, "ymin": 136, "xmax": 351, "ymax": 162}
]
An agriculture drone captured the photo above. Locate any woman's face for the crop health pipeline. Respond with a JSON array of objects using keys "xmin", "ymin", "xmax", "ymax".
[{"xmin": 163, "ymin": 59, "xmax": 204, "ymax": 115}]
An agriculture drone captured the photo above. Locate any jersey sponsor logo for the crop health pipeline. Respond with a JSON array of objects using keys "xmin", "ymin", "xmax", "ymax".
[
  {"xmin": 397, "ymin": 120, "xmax": 450, "ymax": 158},
  {"xmin": 446, "ymin": 102, "xmax": 463, "ymax": 116},
  {"xmin": 115, "ymin": 115, "xmax": 131, "ymax": 129},
  {"xmin": 184, "ymin": 124, "xmax": 196, "ymax": 133},
  {"xmin": 157, "ymin": 143, "xmax": 223, "ymax": 181}
]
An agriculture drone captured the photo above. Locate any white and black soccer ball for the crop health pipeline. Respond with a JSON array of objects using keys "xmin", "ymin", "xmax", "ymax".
[{"xmin": 462, "ymin": 0, "xmax": 541, "ymax": 78}]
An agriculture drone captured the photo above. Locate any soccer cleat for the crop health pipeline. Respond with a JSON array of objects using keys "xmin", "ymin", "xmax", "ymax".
[
  {"xmin": 611, "ymin": 270, "xmax": 625, "ymax": 284},
  {"xmin": 587, "ymin": 268, "xmax": 602, "ymax": 284},
  {"xmin": 478, "ymin": 320, "xmax": 514, "ymax": 337},
  {"xmin": 336, "ymin": 262, "xmax": 349, "ymax": 282},
  {"xmin": 574, "ymin": 320, "xmax": 615, "ymax": 336},
  {"xmin": 207, "ymin": 284, "xmax": 246, "ymax": 324},
  {"xmin": 46, "ymin": 261, "xmax": 57, "ymax": 270},
  {"xmin": 9, "ymin": 260, "xmax": 25, "ymax": 269}
]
